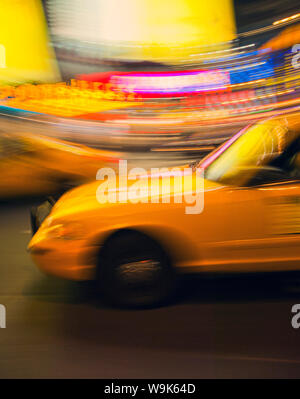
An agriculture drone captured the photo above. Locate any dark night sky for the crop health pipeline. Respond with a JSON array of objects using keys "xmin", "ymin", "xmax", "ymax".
[{"xmin": 234, "ymin": 0, "xmax": 300, "ymax": 32}]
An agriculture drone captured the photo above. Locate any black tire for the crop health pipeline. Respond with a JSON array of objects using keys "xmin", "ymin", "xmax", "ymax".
[{"xmin": 97, "ymin": 231, "xmax": 177, "ymax": 308}]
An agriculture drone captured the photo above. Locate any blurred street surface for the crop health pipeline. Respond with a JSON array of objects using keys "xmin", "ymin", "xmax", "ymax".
[{"xmin": 1, "ymin": 202, "xmax": 300, "ymax": 378}]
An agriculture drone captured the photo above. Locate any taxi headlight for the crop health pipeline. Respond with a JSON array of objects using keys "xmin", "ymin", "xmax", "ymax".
[{"xmin": 44, "ymin": 222, "xmax": 85, "ymax": 240}]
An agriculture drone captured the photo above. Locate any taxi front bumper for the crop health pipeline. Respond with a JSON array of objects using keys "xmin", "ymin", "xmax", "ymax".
[
  {"xmin": 29, "ymin": 199, "xmax": 96, "ymax": 281},
  {"xmin": 29, "ymin": 245, "xmax": 96, "ymax": 281}
]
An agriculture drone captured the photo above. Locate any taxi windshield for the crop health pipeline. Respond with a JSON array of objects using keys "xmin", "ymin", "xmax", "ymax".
[{"xmin": 200, "ymin": 120, "xmax": 291, "ymax": 185}]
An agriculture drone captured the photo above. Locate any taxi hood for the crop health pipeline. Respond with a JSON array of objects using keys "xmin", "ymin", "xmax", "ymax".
[{"xmin": 50, "ymin": 166, "xmax": 224, "ymax": 219}]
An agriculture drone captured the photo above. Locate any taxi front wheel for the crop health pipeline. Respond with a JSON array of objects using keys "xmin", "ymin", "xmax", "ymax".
[{"xmin": 97, "ymin": 231, "xmax": 177, "ymax": 308}]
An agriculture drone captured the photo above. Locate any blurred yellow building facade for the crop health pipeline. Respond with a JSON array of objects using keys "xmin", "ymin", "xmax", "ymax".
[
  {"xmin": 0, "ymin": 0, "xmax": 60, "ymax": 84},
  {"xmin": 48, "ymin": 0, "xmax": 237, "ymax": 63},
  {"xmin": 99, "ymin": 0, "xmax": 236, "ymax": 61}
]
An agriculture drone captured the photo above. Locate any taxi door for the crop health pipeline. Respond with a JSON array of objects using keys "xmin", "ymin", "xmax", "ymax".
[
  {"xmin": 255, "ymin": 178, "xmax": 300, "ymax": 271},
  {"xmin": 195, "ymin": 174, "xmax": 300, "ymax": 273}
]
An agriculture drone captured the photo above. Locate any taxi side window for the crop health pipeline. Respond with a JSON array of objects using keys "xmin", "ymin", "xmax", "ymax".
[
  {"xmin": 270, "ymin": 136, "xmax": 300, "ymax": 180},
  {"xmin": 248, "ymin": 137, "xmax": 300, "ymax": 186},
  {"xmin": 287, "ymin": 152, "xmax": 300, "ymax": 179}
]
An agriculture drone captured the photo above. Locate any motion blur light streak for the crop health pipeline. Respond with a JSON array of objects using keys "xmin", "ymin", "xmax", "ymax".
[
  {"xmin": 81, "ymin": 70, "xmax": 231, "ymax": 96},
  {"xmin": 273, "ymin": 13, "xmax": 300, "ymax": 26}
]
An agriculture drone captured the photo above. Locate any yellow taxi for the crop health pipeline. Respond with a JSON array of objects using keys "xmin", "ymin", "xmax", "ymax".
[
  {"xmin": 0, "ymin": 132, "xmax": 118, "ymax": 198},
  {"xmin": 28, "ymin": 112, "xmax": 300, "ymax": 307}
]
